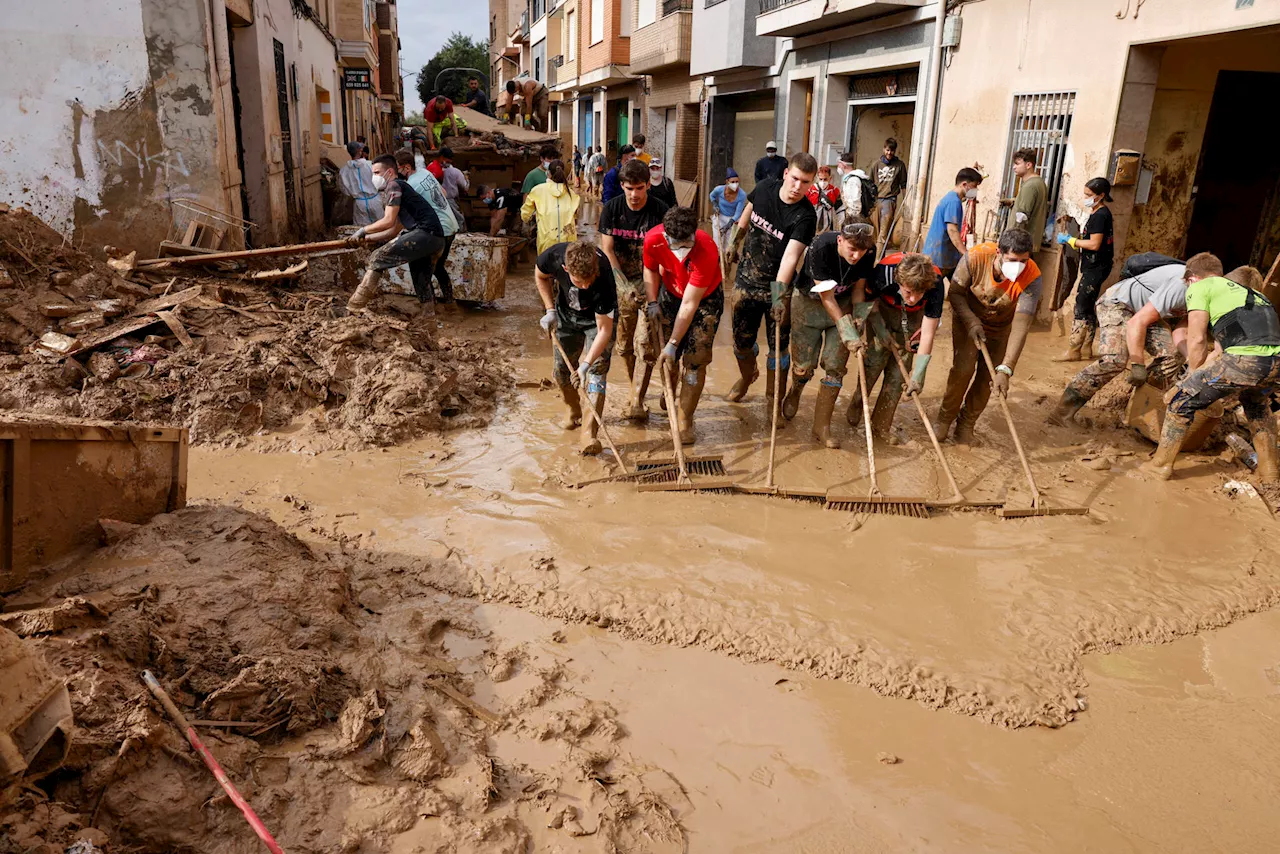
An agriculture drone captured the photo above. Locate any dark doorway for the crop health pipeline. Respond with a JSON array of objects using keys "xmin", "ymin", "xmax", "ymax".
[
  {"xmin": 1185, "ymin": 70, "xmax": 1280, "ymax": 271},
  {"xmin": 226, "ymin": 16, "xmax": 252, "ymax": 247},
  {"xmin": 272, "ymin": 39, "xmax": 299, "ymax": 228}
]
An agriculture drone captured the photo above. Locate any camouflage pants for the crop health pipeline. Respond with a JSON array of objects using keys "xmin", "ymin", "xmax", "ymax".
[
  {"xmin": 613, "ymin": 274, "xmax": 656, "ymax": 362},
  {"xmin": 790, "ymin": 291, "xmax": 851, "ymax": 384},
  {"xmin": 1168, "ymin": 353, "xmax": 1280, "ymax": 427},
  {"xmin": 553, "ymin": 313, "xmax": 612, "ymax": 391},
  {"xmin": 654, "ymin": 286, "xmax": 724, "ymax": 370},
  {"xmin": 1065, "ymin": 300, "xmax": 1179, "ymax": 402},
  {"xmin": 847, "ymin": 302, "xmax": 918, "ymax": 427},
  {"xmin": 731, "ymin": 287, "xmax": 790, "ymax": 369}
]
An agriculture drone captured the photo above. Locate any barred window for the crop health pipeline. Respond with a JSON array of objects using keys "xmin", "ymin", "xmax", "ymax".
[{"xmin": 1000, "ymin": 92, "xmax": 1076, "ymax": 241}]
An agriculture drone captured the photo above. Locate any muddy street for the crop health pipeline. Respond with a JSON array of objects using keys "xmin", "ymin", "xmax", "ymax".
[{"xmin": 170, "ymin": 215, "xmax": 1280, "ymax": 852}]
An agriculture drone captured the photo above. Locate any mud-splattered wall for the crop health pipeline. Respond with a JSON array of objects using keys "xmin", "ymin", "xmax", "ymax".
[
  {"xmin": 1124, "ymin": 31, "xmax": 1280, "ymax": 261},
  {"xmin": 0, "ymin": 1, "xmax": 230, "ymax": 256}
]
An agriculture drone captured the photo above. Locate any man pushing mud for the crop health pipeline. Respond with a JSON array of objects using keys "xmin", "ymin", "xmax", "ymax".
[
  {"xmin": 535, "ymin": 241, "xmax": 618, "ymax": 455},
  {"xmin": 723, "ymin": 152, "xmax": 819, "ymax": 411}
]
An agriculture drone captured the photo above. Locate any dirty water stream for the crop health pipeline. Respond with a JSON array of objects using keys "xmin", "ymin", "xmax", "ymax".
[{"xmin": 188, "ymin": 214, "xmax": 1280, "ymax": 851}]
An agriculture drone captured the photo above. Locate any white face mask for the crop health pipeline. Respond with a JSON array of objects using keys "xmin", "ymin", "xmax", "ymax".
[
  {"xmin": 650, "ymin": 174, "xmax": 662, "ymax": 185},
  {"xmin": 1081, "ymin": 195, "xmax": 1096, "ymax": 209},
  {"xmin": 964, "ymin": 188, "xmax": 978, "ymax": 200},
  {"xmin": 727, "ymin": 181, "xmax": 739, "ymax": 191},
  {"xmin": 542, "ymin": 160, "xmax": 551, "ymax": 171},
  {"xmin": 818, "ymin": 179, "xmax": 829, "ymax": 189},
  {"xmin": 371, "ymin": 173, "xmax": 387, "ymax": 190},
  {"xmin": 670, "ymin": 246, "xmax": 692, "ymax": 262},
  {"xmin": 1001, "ymin": 260, "xmax": 1027, "ymax": 281}
]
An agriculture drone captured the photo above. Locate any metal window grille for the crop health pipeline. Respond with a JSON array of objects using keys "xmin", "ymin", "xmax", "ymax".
[
  {"xmin": 758, "ymin": 0, "xmax": 801, "ymax": 12},
  {"xmin": 662, "ymin": 0, "xmax": 693, "ymax": 14},
  {"xmin": 847, "ymin": 69, "xmax": 919, "ymax": 100},
  {"xmin": 1000, "ymin": 92, "xmax": 1076, "ymax": 239}
]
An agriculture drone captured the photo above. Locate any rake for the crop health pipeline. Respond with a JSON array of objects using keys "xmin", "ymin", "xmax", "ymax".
[
  {"xmin": 824, "ymin": 346, "xmax": 933, "ymax": 517},
  {"xmin": 549, "ymin": 331, "xmax": 630, "ymax": 474},
  {"xmin": 976, "ymin": 340, "xmax": 1090, "ymax": 519}
]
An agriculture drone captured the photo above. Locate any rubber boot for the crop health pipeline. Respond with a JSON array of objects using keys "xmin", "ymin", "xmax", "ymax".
[
  {"xmin": 346, "ymin": 270, "xmax": 382, "ymax": 313},
  {"xmin": 869, "ymin": 391, "xmax": 900, "ymax": 444},
  {"xmin": 580, "ymin": 390, "xmax": 604, "ymax": 455},
  {"xmin": 677, "ymin": 366, "xmax": 707, "ymax": 446},
  {"xmin": 845, "ymin": 385, "xmax": 864, "ymax": 428},
  {"xmin": 558, "ymin": 381, "xmax": 582, "ymax": 430},
  {"xmin": 1081, "ymin": 321, "xmax": 1098, "ymax": 359},
  {"xmin": 1141, "ymin": 416, "xmax": 1188, "ymax": 480},
  {"xmin": 811, "ymin": 382, "xmax": 841, "ymax": 449},
  {"xmin": 1251, "ymin": 424, "xmax": 1280, "ymax": 484},
  {"xmin": 1046, "ymin": 388, "xmax": 1088, "ymax": 427},
  {"xmin": 781, "ymin": 372, "xmax": 808, "ymax": 421},
  {"xmin": 952, "ymin": 411, "xmax": 978, "ymax": 445},
  {"xmin": 624, "ymin": 358, "xmax": 652, "ymax": 421},
  {"xmin": 622, "ymin": 352, "xmax": 637, "ymax": 385},
  {"xmin": 727, "ymin": 356, "xmax": 758, "ymax": 402},
  {"xmin": 933, "ymin": 407, "xmax": 958, "ymax": 441},
  {"xmin": 1052, "ymin": 320, "xmax": 1088, "ymax": 363}
]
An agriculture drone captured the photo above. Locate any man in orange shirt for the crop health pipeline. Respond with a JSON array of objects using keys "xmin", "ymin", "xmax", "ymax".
[{"xmin": 937, "ymin": 228, "xmax": 1043, "ymax": 443}]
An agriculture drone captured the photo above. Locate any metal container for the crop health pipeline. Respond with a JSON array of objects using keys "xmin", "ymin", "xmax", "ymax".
[{"xmin": 445, "ymin": 233, "xmax": 508, "ymax": 303}]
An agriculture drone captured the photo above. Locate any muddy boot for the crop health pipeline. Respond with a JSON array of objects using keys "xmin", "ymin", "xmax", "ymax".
[
  {"xmin": 933, "ymin": 407, "xmax": 958, "ymax": 441},
  {"xmin": 1140, "ymin": 416, "xmax": 1188, "ymax": 480},
  {"xmin": 580, "ymin": 390, "xmax": 605, "ymax": 455},
  {"xmin": 1081, "ymin": 321, "xmax": 1098, "ymax": 359},
  {"xmin": 1052, "ymin": 320, "xmax": 1089, "ymax": 363},
  {"xmin": 811, "ymin": 382, "xmax": 841, "ymax": 449},
  {"xmin": 727, "ymin": 356, "xmax": 758, "ymax": 402},
  {"xmin": 624, "ymin": 360, "xmax": 652, "ymax": 421},
  {"xmin": 845, "ymin": 386, "xmax": 865, "ymax": 428},
  {"xmin": 558, "ymin": 382, "xmax": 582, "ymax": 430},
  {"xmin": 1046, "ymin": 388, "xmax": 1089, "ymax": 427},
  {"xmin": 622, "ymin": 352, "xmax": 637, "ymax": 385},
  {"xmin": 781, "ymin": 372, "xmax": 808, "ymax": 421},
  {"xmin": 1252, "ymin": 425, "xmax": 1280, "ymax": 484},
  {"xmin": 677, "ymin": 367, "xmax": 706, "ymax": 446},
  {"xmin": 870, "ymin": 394, "xmax": 899, "ymax": 444},
  {"xmin": 346, "ymin": 270, "xmax": 382, "ymax": 313},
  {"xmin": 952, "ymin": 412, "xmax": 978, "ymax": 446}
]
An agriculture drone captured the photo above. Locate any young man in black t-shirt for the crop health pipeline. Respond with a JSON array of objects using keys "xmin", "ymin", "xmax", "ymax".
[
  {"xmin": 723, "ymin": 151, "xmax": 819, "ymax": 411},
  {"xmin": 598, "ymin": 159, "xmax": 668, "ymax": 418},
  {"xmin": 347, "ymin": 154, "xmax": 446, "ymax": 314},
  {"xmin": 535, "ymin": 241, "xmax": 619, "ymax": 455},
  {"xmin": 782, "ymin": 221, "xmax": 877, "ymax": 448},
  {"xmin": 844, "ymin": 252, "xmax": 945, "ymax": 443}
]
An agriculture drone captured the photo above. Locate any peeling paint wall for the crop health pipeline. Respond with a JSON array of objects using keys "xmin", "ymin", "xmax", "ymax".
[{"xmin": 1, "ymin": 2, "xmax": 229, "ymax": 255}]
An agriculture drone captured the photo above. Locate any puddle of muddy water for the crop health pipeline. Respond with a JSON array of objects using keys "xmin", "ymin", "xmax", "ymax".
[{"xmin": 188, "ymin": 253, "xmax": 1280, "ymax": 851}]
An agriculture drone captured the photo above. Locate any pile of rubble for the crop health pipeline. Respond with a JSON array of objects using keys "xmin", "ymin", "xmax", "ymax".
[{"xmin": 0, "ymin": 208, "xmax": 511, "ymax": 450}]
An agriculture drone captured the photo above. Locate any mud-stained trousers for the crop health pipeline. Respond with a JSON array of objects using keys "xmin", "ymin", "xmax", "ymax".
[
  {"xmin": 433, "ymin": 234, "xmax": 456, "ymax": 301},
  {"xmin": 552, "ymin": 313, "xmax": 613, "ymax": 387},
  {"xmin": 731, "ymin": 287, "xmax": 791, "ymax": 374},
  {"xmin": 349, "ymin": 229, "xmax": 445, "ymax": 310},
  {"xmin": 1167, "ymin": 353, "xmax": 1280, "ymax": 427},
  {"xmin": 656, "ymin": 286, "xmax": 724, "ymax": 370},
  {"xmin": 938, "ymin": 317, "xmax": 1012, "ymax": 430},
  {"xmin": 790, "ymin": 291, "xmax": 851, "ymax": 388},
  {"xmin": 846, "ymin": 302, "xmax": 918, "ymax": 433},
  {"xmin": 613, "ymin": 274, "xmax": 655, "ymax": 367},
  {"xmin": 1065, "ymin": 300, "xmax": 1180, "ymax": 401}
]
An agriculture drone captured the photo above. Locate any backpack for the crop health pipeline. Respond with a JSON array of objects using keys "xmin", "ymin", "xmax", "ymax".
[
  {"xmin": 1121, "ymin": 252, "xmax": 1181, "ymax": 279},
  {"xmin": 859, "ymin": 176, "xmax": 877, "ymax": 217}
]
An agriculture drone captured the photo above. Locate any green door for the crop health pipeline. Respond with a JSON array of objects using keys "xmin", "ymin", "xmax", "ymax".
[{"xmin": 617, "ymin": 102, "xmax": 628, "ymax": 150}]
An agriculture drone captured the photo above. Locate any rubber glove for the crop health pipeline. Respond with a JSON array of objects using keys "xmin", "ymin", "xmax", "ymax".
[
  {"xmin": 967, "ymin": 324, "xmax": 986, "ymax": 344},
  {"xmin": 1127, "ymin": 362, "xmax": 1149, "ymax": 388},
  {"xmin": 726, "ymin": 223, "xmax": 745, "ymax": 264},
  {"xmin": 992, "ymin": 371, "xmax": 1010, "ymax": 398},
  {"xmin": 1055, "ymin": 233, "xmax": 1070, "ymax": 245},
  {"xmin": 907, "ymin": 353, "xmax": 931, "ymax": 396},
  {"xmin": 346, "ymin": 227, "xmax": 367, "ymax": 245},
  {"xmin": 836, "ymin": 314, "xmax": 862, "ymax": 354},
  {"xmin": 661, "ymin": 341, "xmax": 678, "ymax": 366},
  {"xmin": 645, "ymin": 300, "xmax": 661, "ymax": 322},
  {"xmin": 573, "ymin": 360, "xmax": 589, "ymax": 389},
  {"xmin": 539, "ymin": 308, "xmax": 557, "ymax": 333},
  {"xmin": 770, "ymin": 280, "xmax": 789, "ymax": 322}
]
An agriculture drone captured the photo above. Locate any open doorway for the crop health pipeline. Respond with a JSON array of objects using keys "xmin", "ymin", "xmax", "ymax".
[{"xmin": 1185, "ymin": 70, "xmax": 1280, "ymax": 271}]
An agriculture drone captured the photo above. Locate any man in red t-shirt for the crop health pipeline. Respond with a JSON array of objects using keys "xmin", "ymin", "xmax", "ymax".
[
  {"xmin": 639, "ymin": 206, "xmax": 725, "ymax": 444},
  {"xmin": 425, "ymin": 95, "xmax": 463, "ymax": 145}
]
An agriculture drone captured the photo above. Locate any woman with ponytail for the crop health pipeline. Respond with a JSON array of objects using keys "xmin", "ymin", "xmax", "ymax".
[{"xmin": 521, "ymin": 159, "xmax": 581, "ymax": 254}]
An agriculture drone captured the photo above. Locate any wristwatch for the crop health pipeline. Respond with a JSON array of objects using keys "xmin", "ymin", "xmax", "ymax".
[{"xmin": 995, "ymin": 364, "xmax": 1014, "ymax": 377}]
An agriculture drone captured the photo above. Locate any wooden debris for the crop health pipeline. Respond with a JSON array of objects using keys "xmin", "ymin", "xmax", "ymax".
[
  {"xmin": 136, "ymin": 238, "xmax": 356, "ymax": 269},
  {"xmin": 157, "ymin": 310, "xmax": 194, "ymax": 348},
  {"xmin": 428, "ymin": 680, "xmax": 503, "ymax": 726},
  {"xmin": 251, "ymin": 260, "xmax": 309, "ymax": 282},
  {"xmin": 61, "ymin": 311, "xmax": 107, "ymax": 334}
]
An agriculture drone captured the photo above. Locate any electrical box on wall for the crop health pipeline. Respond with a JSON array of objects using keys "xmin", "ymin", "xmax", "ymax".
[
  {"xmin": 1111, "ymin": 149, "xmax": 1142, "ymax": 187},
  {"xmin": 942, "ymin": 15, "xmax": 962, "ymax": 49}
]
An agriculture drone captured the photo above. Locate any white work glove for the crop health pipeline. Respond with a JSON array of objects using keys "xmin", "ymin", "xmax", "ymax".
[
  {"xmin": 346, "ymin": 227, "xmax": 367, "ymax": 244},
  {"xmin": 539, "ymin": 308, "xmax": 557, "ymax": 333},
  {"xmin": 661, "ymin": 342, "xmax": 678, "ymax": 366},
  {"xmin": 1014, "ymin": 212, "xmax": 1028, "ymax": 224},
  {"xmin": 572, "ymin": 360, "xmax": 589, "ymax": 389}
]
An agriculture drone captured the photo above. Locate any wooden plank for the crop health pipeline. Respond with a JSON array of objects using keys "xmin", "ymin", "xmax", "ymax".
[
  {"xmin": 158, "ymin": 241, "xmax": 219, "ymax": 258},
  {"xmin": 64, "ymin": 286, "xmax": 204, "ymax": 356},
  {"xmin": 428, "ymin": 681, "xmax": 503, "ymax": 725},
  {"xmin": 156, "ymin": 311, "xmax": 194, "ymax": 349},
  {"xmin": 134, "ymin": 286, "xmax": 204, "ymax": 315},
  {"xmin": 180, "ymin": 220, "xmax": 201, "ymax": 247},
  {"xmin": 0, "ymin": 423, "xmax": 185, "ymax": 443},
  {"xmin": 136, "ymin": 239, "xmax": 356, "ymax": 268}
]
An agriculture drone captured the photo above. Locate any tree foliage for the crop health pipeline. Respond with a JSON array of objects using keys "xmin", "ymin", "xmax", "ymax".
[
  {"xmin": 416, "ymin": 33, "xmax": 490, "ymax": 107},
  {"xmin": 404, "ymin": 111, "xmax": 426, "ymax": 127}
]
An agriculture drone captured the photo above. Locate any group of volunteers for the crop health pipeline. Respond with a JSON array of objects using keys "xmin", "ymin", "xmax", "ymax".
[{"xmin": 339, "ymin": 128, "xmax": 1280, "ymax": 484}]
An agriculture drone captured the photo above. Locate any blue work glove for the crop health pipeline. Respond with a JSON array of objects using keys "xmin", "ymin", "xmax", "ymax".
[
  {"xmin": 539, "ymin": 308, "xmax": 557, "ymax": 333},
  {"xmin": 661, "ymin": 341, "xmax": 678, "ymax": 366},
  {"xmin": 1055, "ymin": 233, "xmax": 1070, "ymax": 246},
  {"xmin": 646, "ymin": 300, "xmax": 661, "ymax": 323},
  {"xmin": 908, "ymin": 353, "xmax": 931, "ymax": 396}
]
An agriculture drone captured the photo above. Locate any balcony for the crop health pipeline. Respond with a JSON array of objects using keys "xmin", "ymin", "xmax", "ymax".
[
  {"xmin": 756, "ymin": 0, "xmax": 924, "ymax": 38},
  {"xmin": 630, "ymin": 1, "xmax": 693, "ymax": 73},
  {"xmin": 690, "ymin": 0, "xmax": 775, "ymax": 76},
  {"xmin": 376, "ymin": 2, "xmax": 395, "ymax": 34}
]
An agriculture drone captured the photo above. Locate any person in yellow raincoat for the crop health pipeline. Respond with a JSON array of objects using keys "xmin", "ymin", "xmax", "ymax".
[{"xmin": 520, "ymin": 159, "xmax": 580, "ymax": 255}]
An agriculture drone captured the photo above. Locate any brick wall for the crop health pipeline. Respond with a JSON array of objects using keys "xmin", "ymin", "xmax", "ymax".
[
  {"xmin": 580, "ymin": 0, "xmax": 629, "ymax": 73},
  {"xmin": 676, "ymin": 102, "xmax": 702, "ymax": 184},
  {"xmin": 647, "ymin": 71, "xmax": 698, "ymax": 109}
]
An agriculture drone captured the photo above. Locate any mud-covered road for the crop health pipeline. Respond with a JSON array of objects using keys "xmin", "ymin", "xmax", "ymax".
[{"xmin": 186, "ymin": 205, "xmax": 1280, "ymax": 852}]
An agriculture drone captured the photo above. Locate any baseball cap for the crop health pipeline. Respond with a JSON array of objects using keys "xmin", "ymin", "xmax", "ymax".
[
  {"xmin": 649, "ymin": 157, "xmax": 663, "ymax": 168},
  {"xmin": 726, "ymin": 167, "xmax": 739, "ymax": 179},
  {"xmin": 766, "ymin": 141, "xmax": 778, "ymax": 151}
]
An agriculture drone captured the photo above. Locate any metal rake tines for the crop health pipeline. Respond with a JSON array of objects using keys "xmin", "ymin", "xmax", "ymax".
[
  {"xmin": 824, "ymin": 498, "xmax": 932, "ymax": 518},
  {"xmin": 686, "ymin": 458, "xmax": 728, "ymax": 476}
]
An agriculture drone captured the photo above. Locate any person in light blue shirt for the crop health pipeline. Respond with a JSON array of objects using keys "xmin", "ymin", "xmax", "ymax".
[
  {"xmin": 708, "ymin": 168, "xmax": 747, "ymax": 254},
  {"xmin": 922, "ymin": 167, "xmax": 982, "ymax": 276},
  {"xmin": 396, "ymin": 150, "xmax": 459, "ymax": 302}
]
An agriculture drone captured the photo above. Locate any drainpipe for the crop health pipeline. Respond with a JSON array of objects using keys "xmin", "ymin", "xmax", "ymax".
[{"xmin": 912, "ymin": 0, "xmax": 947, "ymax": 248}]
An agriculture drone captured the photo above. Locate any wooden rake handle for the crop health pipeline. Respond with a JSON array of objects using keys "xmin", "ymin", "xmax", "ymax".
[
  {"xmin": 767, "ymin": 315, "xmax": 782, "ymax": 488},
  {"xmin": 549, "ymin": 330, "xmax": 629, "ymax": 475},
  {"xmin": 976, "ymin": 339, "xmax": 1041, "ymax": 507},
  {"xmin": 878, "ymin": 332, "xmax": 964, "ymax": 502},
  {"xmin": 854, "ymin": 348, "xmax": 881, "ymax": 497},
  {"xmin": 649, "ymin": 320, "xmax": 690, "ymax": 482}
]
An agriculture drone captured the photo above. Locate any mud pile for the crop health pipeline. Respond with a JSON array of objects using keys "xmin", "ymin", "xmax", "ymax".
[
  {"xmin": 2, "ymin": 506, "xmax": 686, "ymax": 853},
  {"xmin": 0, "ymin": 208, "xmax": 512, "ymax": 450}
]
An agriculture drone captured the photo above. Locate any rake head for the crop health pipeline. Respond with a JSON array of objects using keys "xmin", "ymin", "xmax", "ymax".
[
  {"xmin": 637, "ymin": 454, "xmax": 727, "ymax": 477},
  {"xmin": 824, "ymin": 495, "xmax": 932, "ymax": 518},
  {"xmin": 637, "ymin": 477, "xmax": 737, "ymax": 494}
]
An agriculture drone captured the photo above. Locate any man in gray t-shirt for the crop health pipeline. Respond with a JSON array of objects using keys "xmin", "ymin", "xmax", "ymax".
[{"xmin": 1048, "ymin": 254, "xmax": 1224, "ymax": 425}]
